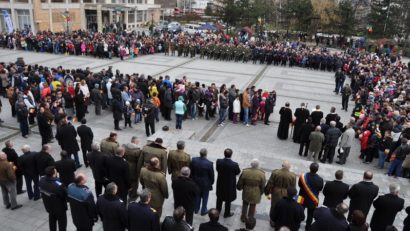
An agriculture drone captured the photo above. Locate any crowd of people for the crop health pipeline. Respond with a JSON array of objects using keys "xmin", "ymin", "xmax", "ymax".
[
  {"xmin": 0, "ymin": 28, "xmax": 410, "ymax": 230},
  {"xmin": 0, "ymin": 134, "xmax": 409, "ymax": 231},
  {"xmin": 0, "ymin": 29, "xmax": 357, "ymax": 70}
]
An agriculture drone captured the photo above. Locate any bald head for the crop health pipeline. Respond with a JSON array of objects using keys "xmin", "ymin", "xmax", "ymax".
[
  {"xmin": 363, "ymin": 171, "xmax": 373, "ymax": 181},
  {"xmin": 282, "ymin": 160, "xmax": 290, "ymax": 170},
  {"xmin": 149, "ymin": 157, "xmax": 160, "ymax": 168},
  {"xmin": 315, "ymin": 126, "xmax": 321, "ymax": 131},
  {"xmin": 0, "ymin": 152, "xmax": 6, "ymax": 161}
]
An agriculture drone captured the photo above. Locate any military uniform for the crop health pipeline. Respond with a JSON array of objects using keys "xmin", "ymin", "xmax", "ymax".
[
  {"xmin": 167, "ymin": 150, "xmax": 191, "ymax": 181},
  {"xmin": 124, "ymin": 143, "xmax": 142, "ymax": 200},
  {"xmin": 138, "ymin": 142, "xmax": 168, "ymax": 173},
  {"xmin": 100, "ymin": 137, "xmax": 119, "ymax": 155},
  {"xmin": 139, "ymin": 166, "xmax": 168, "ymax": 218},
  {"xmin": 237, "ymin": 167, "xmax": 266, "ymax": 221},
  {"xmin": 264, "ymin": 168, "xmax": 297, "ymax": 222}
]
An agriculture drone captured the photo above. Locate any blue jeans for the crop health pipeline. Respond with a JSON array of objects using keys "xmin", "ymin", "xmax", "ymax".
[
  {"xmin": 191, "ymin": 103, "xmax": 197, "ymax": 119},
  {"xmin": 388, "ymin": 159, "xmax": 403, "ymax": 177},
  {"xmin": 219, "ymin": 108, "xmax": 226, "ymax": 124},
  {"xmin": 195, "ymin": 190, "xmax": 209, "ymax": 214},
  {"xmin": 377, "ymin": 150, "xmax": 386, "ymax": 169},
  {"xmin": 243, "ymin": 108, "xmax": 249, "ymax": 125},
  {"xmin": 176, "ymin": 114, "xmax": 183, "ymax": 129}
]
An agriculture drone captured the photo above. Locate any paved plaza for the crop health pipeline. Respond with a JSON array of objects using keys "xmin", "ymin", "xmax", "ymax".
[{"xmin": 0, "ymin": 49, "xmax": 409, "ymax": 230}]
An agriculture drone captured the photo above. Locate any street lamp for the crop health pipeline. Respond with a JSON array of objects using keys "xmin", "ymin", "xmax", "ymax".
[{"xmin": 63, "ymin": 10, "xmax": 70, "ymax": 33}]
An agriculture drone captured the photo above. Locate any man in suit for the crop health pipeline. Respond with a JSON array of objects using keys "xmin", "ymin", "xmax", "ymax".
[
  {"xmin": 171, "ymin": 167, "xmax": 199, "ymax": 225},
  {"xmin": 265, "ymin": 160, "xmax": 296, "ymax": 227},
  {"xmin": 370, "ymin": 183, "xmax": 404, "ymax": 231},
  {"xmin": 97, "ymin": 182, "xmax": 127, "ymax": 231},
  {"xmin": 191, "ymin": 148, "xmax": 214, "ymax": 216},
  {"xmin": 18, "ymin": 145, "xmax": 40, "ymax": 200},
  {"xmin": 271, "ymin": 186, "xmax": 305, "ymax": 231},
  {"xmin": 127, "ymin": 189, "xmax": 160, "ymax": 231},
  {"xmin": 87, "ymin": 143, "xmax": 109, "ymax": 196},
  {"xmin": 293, "ymin": 102, "xmax": 310, "ymax": 143},
  {"xmin": 323, "ymin": 170, "xmax": 349, "ymax": 208},
  {"xmin": 216, "ymin": 148, "xmax": 240, "ymax": 218},
  {"xmin": 308, "ymin": 126, "xmax": 325, "ymax": 162},
  {"xmin": 348, "ymin": 170, "xmax": 379, "ymax": 221},
  {"xmin": 77, "ymin": 118, "xmax": 94, "ymax": 167},
  {"xmin": 35, "ymin": 144, "xmax": 55, "ymax": 177},
  {"xmin": 105, "ymin": 147, "xmax": 130, "ymax": 204},
  {"xmin": 310, "ymin": 203, "xmax": 349, "ymax": 231},
  {"xmin": 298, "ymin": 162, "xmax": 324, "ymax": 230},
  {"xmin": 198, "ymin": 208, "xmax": 228, "ymax": 231},
  {"xmin": 310, "ymin": 105, "xmax": 323, "ymax": 127},
  {"xmin": 237, "ymin": 159, "xmax": 266, "ymax": 222},
  {"xmin": 321, "ymin": 121, "xmax": 341, "ymax": 164},
  {"xmin": 55, "ymin": 116, "xmax": 81, "ymax": 168},
  {"xmin": 55, "ymin": 150, "xmax": 76, "ymax": 187}
]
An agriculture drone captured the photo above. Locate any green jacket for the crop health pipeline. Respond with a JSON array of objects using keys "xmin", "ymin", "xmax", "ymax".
[
  {"xmin": 139, "ymin": 167, "xmax": 168, "ymax": 210},
  {"xmin": 100, "ymin": 137, "xmax": 119, "ymax": 155},
  {"xmin": 138, "ymin": 142, "xmax": 167, "ymax": 173},
  {"xmin": 237, "ymin": 168, "xmax": 266, "ymax": 204},
  {"xmin": 167, "ymin": 150, "xmax": 191, "ymax": 180}
]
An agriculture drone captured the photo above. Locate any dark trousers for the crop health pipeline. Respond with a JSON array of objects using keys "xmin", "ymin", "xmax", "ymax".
[
  {"xmin": 24, "ymin": 174, "xmax": 40, "ymax": 199},
  {"xmin": 342, "ymin": 96, "xmax": 349, "ymax": 110},
  {"xmin": 299, "ymin": 141, "xmax": 310, "ymax": 156},
  {"xmin": 265, "ymin": 112, "xmax": 271, "ymax": 124},
  {"xmin": 81, "ymin": 146, "xmax": 91, "ymax": 167},
  {"xmin": 95, "ymin": 180, "xmax": 107, "ymax": 197},
  {"xmin": 305, "ymin": 207, "xmax": 315, "ymax": 231},
  {"xmin": 176, "ymin": 114, "xmax": 183, "ymax": 129},
  {"xmin": 76, "ymin": 226, "xmax": 93, "ymax": 231},
  {"xmin": 49, "ymin": 212, "xmax": 67, "ymax": 231},
  {"xmin": 185, "ymin": 209, "xmax": 194, "ymax": 225},
  {"xmin": 216, "ymin": 197, "xmax": 231, "ymax": 216},
  {"xmin": 114, "ymin": 119, "xmax": 120, "ymax": 129},
  {"xmin": 145, "ymin": 120, "xmax": 155, "ymax": 136},
  {"xmin": 322, "ymin": 145, "xmax": 336, "ymax": 163},
  {"xmin": 163, "ymin": 107, "xmax": 172, "ymax": 120},
  {"xmin": 20, "ymin": 119, "xmax": 29, "ymax": 136},
  {"xmin": 16, "ymin": 174, "xmax": 23, "ymax": 194},
  {"xmin": 29, "ymin": 113, "xmax": 36, "ymax": 124}
]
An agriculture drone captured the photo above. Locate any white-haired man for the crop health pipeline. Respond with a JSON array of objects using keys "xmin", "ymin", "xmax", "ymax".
[
  {"xmin": 370, "ymin": 183, "xmax": 404, "ymax": 231},
  {"xmin": 237, "ymin": 159, "xmax": 266, "ymax": 222},
  {"xmin": 18, "ymin": 144, "xmax": 40, "ymax": 200}
]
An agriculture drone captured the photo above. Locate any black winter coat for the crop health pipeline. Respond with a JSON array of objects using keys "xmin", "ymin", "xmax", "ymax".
[
  {"xmin": 323, "ymin": 180, "xmax": 349, "ymax": 208},
  {"xmin": 105, "ymin": 155, "xmax": 130, "ymax": 201},
  {"xmin": 18, "ymin": 151, "xmax": 39, "ymax": 177},
  {"xmin": 97, "ymin": 194, "xmax": 127, "ymax": 231},
  {"xmin": 87, "ymin": 150, "xmax": 108, "ymax": 182},
  {"xmin": 77, "ymin": 124, "xmax": 94, "ymax": 150},
  {"xmin": 348, "ymin": 181, "xmax": 379, "ymax": 219},
  {"xmin": 216, "ymin": 158, "xmax": 240, "ymax": 202},
  {"xmin": 172, "ymin": 176, "xmax": 200, "ymax": 212},
  {"xmin": 112, "ymin": 98, "xmax": 123, "ymax": 120},
  {"xmin": 127, "ymin": 202, "xmax": 160, "ymax": 231},
  {"xmin": 370, "ymin": 193, "xmax": 404, "ymax": 231},
  {"xmin": 55, "ymin": 123, "xmax": 80, "ymax": 154},
  {"xmin": 35, "ymin": 152, "xmax": 55, "ymax": 176},
  {"xmin": 55, "ymin": 158, "xmax": 76, "ymax": 186}
]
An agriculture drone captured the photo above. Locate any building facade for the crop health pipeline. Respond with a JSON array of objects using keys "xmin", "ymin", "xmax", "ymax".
[{"xmin": 0, "ymin": 0, "xmax": 161, "ymax": 33}]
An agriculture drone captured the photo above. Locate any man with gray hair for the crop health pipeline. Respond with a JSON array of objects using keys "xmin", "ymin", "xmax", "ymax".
[
  {"xmin": 308, "ymin": 126, "xmax": 324, "ymax": 162},
  {"xmin": 128, "ymin": 189, "xmax": 160, "ymax": 231},
  {"xmin": 237, "ymin": 159, "xmax": 266, "ymax": 222},
  {"xmin": 336, "ymin": 122, "xmax": 355, "ymax": 165},
  {"xmin": 172, "ymin": 166, "xmax": 200, "ymax": 225},
  {"xmin": 370, "ymin": 183, "xmax": 404, "ymax": 231},
  {"xmin": 321, "ymin": 121, "xmax": 341, "ymax": 164},
  {"xmin": 97, "ymin": 182, "xmax": 127, "ymax": 231},
  {"xmin": 264, "ymin": 160, "xmax": 296, "ymax": 227},
  {"xmin": 87, "ymin": 142, "xmax": 109, "ymax": 196},
  {"xmin": 191, "ymin": 148, "xmax": 214, "ymax": 216},
  {"xmin": 18, "ymin": 144, "xmax": 40, "ymax": 200},
  {"xmin": 0, "ymin": 152, "xmax": 22, "ymax": 210},
  {"xmin": 168, "ymin": 140, "xmax": 191, "ymax": 181}
]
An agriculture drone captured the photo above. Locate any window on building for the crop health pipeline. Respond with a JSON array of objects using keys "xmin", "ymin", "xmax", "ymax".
[
  {"xmin": 128, "ymin": 11, "xmax": 135, "ymax": 23},
  {"xmin": 14, "ymin": 0, "xmax": 29, "ymax": 3},
  {"xmin": 136, "ymin": 10, "xmax": 143, "ymax": 22},
  {"xmin": 51, "ymin": 0, "xmax": 65, "ymax": 2},
  {"xmin": 16, "ymin": 10, "xmax": 31, "ymax": 31}
]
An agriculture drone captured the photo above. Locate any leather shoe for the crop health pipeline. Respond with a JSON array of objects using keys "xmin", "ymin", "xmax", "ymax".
[
  {"xmin": 224, "ymin": 213, "xmax": 234, "ymax": 218},
  {"xmin": 11, "ymin": 204, "xmax": 22, "ymax": 210},
  {"xmin": 17, "ymin": 190, "xmax": 26, "ymax": 195},
  {"xmin": 6, "ymin": 204, "xmax": 11, "ymax": 209}
]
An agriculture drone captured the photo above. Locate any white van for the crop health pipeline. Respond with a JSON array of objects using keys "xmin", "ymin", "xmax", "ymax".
[{"xmin": 183, "ymin": 24, "xmax": 201, "ymax": 35}]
